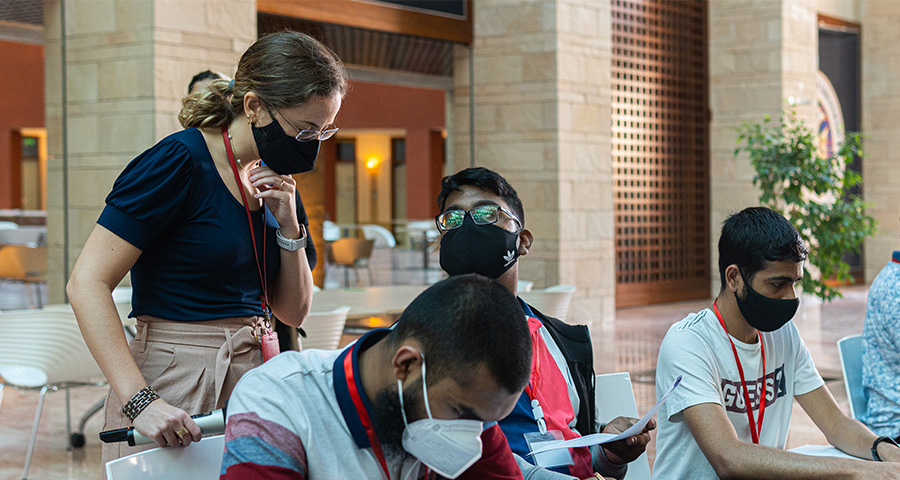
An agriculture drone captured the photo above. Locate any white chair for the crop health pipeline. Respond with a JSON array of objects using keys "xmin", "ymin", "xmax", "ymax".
[
  {"xmin": 519, "ymin": 284, "xmax": 576, "ymax": 322},
  {"xmin": 112, "ymin": 285, "xmax": 134, "ymax": 325},
  {"xmin": 299, "ymin": 306, "xmax": 351, "ymax": 350},
  {"xmin": 838, "ymin": 334, "xmax": 866, "ymax": 420},
  {"xmin": 361, "ymin": 224, "xmax": 397, "ymax": 248},
  {"xmin": 0, "ymin": 309, "xmax": 106, "ymax": 479},
  {"xmin": 517, "ymin": 280, "xmax": 534, "ymax": 292},
  {"xmin": 106, "ymin": 434, "xmax": 225, "ymax": 479},
  {"xmin": 323, "ymin": 220, "xmax": 341, "ymax": 242},
  {"xmin": 0, "ymin": 228, "xmax": 43, "ymax": 246},
  {"xmin": 594, "ymin": 372, "xmax": 652, "ymax": 480},
  {"xmin": 0, "ymin": 220, "xmax": 18, "ymax": 230}
]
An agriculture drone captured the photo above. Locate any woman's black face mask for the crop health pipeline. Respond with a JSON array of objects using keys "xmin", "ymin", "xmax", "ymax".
[
  {"xmin": 251, "ymin": 117, "xmax": 319, "ymax": 175},
  {"xmin": 735, "ymin": 269, "xmax": 799, "ymax": 332}
]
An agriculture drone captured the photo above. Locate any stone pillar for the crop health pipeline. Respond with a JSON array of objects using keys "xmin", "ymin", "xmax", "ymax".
[
  {"xmin": 452, "ymin": 0, "xmax": 615, "ymax": 330},
  {"xmin": 861, "ymin": 1, "xmax": 900, "ymax": 280},
  {"xmin": 44, "ymin": 0, "xmax": 256, "ymax": 302},
  {"xmin": 708, "ymin": 0, "xmax": 817, "ymax": 293}
]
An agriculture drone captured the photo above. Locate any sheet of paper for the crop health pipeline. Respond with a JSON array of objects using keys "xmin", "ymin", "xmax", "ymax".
[
  {"xmin": 529, "ymin": 375, "xmax": 682, "ymax": 455},
  {"xmin": 789, "ymin": 444, "xmax": 860, "ymax": 460}
]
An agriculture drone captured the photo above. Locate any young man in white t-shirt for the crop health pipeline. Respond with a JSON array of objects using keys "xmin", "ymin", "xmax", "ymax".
[{"xmin": 653, "ymin": 207, "xmax": 900, "ymax": 479}]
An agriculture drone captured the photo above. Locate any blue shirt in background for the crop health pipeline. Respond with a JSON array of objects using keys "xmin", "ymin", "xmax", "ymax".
[{"xmin": 862, "ymin": 251, "xmax": 900, "ymax": 439}]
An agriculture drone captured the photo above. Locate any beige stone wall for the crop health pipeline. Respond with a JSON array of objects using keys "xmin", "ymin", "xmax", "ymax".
[
  {"xmin": 861, "ymin": 1, "xmax": 900, "ymax": 281},
  {"xmin": 44, "ymin": 0, "xmax": 255, "ymax": 302},
  {"xmin": 452, "ymin": 0, "xmax": 614, "ymax": 329},
  {"xmin": 708, "ymin": 0, "xmax": 818, "ymax": 294}
]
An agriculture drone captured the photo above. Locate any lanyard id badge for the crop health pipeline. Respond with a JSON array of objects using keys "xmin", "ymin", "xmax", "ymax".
[
  {"xmin": 524, "ymin": 397, "xmax": 573, "ymax": 468},
  {"xmin": 256, "ymin": 314, "xmax": 279, "ymax": 363},
  {"xmin": 524, "ymin": 430, "xmax": 572, "ymax": 468},
  {"xmin": 223, "ymin": 126, "xmax": 280, "ymax": 362}
]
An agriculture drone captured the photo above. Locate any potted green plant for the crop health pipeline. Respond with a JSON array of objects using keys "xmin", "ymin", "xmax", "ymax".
[{"xmin": 734, "ymin": 109, "xmax": 876, "ymax": 302}]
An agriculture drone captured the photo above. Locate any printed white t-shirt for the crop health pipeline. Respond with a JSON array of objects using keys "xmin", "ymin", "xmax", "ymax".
[{"xmin": 652, "ymin": 308, "xmax": 824, "ymax": 480}]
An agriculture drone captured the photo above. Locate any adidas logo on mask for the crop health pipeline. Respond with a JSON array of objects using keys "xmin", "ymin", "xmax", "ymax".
[{"xmin": 503, "ymin": 250, "xmax": 516, "ymax": 266}]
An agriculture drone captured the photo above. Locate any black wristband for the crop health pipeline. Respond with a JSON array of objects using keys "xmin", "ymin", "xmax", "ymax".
[{"xmin": 872, "ymin": 435, "xmax": 900, "ymax": 461}]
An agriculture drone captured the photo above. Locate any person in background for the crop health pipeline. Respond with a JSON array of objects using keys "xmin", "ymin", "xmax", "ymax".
[
  {"xmin": 188, "ymin": 69, "xmax": 228, "ymax": 95},
  {"xmin": 221, "ymin": 274, "xmax": 532, "ymax": 479},
  {"xmin": 653, "ymin": 206, "xmax": 900, "ymax": 479},
  {"xmin": 436, "ymin": 167, "xmax": 652, "ymax": 480},
  {"xmin": 862, "ymin": 215, "xmax": 900, "ymax": 441},
  {"xmin": 67, "ymin": 31, "xmax": 346, "ymax": 468}
]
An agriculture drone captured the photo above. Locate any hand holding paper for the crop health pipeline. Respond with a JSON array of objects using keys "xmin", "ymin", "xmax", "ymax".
[{"xmin": 529, "ymin": 375, "xmax": 682, "ymax": 455}]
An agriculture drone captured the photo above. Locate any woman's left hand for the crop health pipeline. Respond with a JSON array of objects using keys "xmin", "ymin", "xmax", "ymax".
[{"xmin": 249, "ymin": 165, "xmax": 300, "ymax": 236}]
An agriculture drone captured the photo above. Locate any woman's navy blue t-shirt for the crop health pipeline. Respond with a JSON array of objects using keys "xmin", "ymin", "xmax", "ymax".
[{"xmin": 97, "ymin": 128, "xmax": 316, "ymax": 321}]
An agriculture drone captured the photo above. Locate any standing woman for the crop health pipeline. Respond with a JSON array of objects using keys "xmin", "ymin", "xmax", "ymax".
[{"xmin": 66, "ymin": 32, "xmax": 347, "ymax": 466}]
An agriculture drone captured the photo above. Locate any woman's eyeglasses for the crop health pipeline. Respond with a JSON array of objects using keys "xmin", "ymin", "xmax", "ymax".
[{"xmin": 278, "ymin": 111, "xmax": 339, "ymax": 142}]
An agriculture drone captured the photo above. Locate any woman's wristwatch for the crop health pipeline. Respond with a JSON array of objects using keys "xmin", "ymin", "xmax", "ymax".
[
  {"xmin": 276, "ymin": 225, "xmax": 307, "ymax": 251},
  {"xmin": 872, "ymin": 435, "xmax": 900, "ymax": 461}
]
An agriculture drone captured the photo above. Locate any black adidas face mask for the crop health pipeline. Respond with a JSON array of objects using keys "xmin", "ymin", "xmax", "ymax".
[
  {"xmin": 439, "ymin": 215, "xmax": 520, "ymax": 279},
  {"xmin": 251, "ymin": 119, "xmax": 320, "ymax": 175},
  {"xmin": 735, "ymin": 270, "xmax": 799, "ymax": 332}
]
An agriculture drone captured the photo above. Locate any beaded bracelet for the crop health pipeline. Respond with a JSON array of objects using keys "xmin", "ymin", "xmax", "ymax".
[{"xmin": 122, "ymin": 385, "xmax": 160, "ymax": 421}]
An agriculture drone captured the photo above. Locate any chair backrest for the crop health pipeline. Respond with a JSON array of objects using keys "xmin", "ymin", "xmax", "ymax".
[
  {"xmin": 594, "ymin": 372, "xmax": 652, "ymax": 480},
  {"xmin": 0, "ymin": 245, "xmax": 47, "ymax": 281},
  {"xmin": 106, "ymin": 434, "xmax": 225, "ymax": 479},
  {"xmin": 329, "ymin": 238, "xmax": 375, "ymax": 266},
  {"xmin": 0, "ymin": 221, "xmax": 18, "ymax": 230},
  {"xmin": 112, "ymin": 285, "xmax": 134, "ymax": 321},
  {"xmin": 0, "ymin": 228, "xmax": 43, "ymax": 246},
  {"xmin": 300, "ymin": 306, "xmax": 351, "ymax": 350},
  {"xmin": 517, "ymin": 280, "xmax": 535, "ymax": 293},
  {"xmin": 323, "ymin": 220, "xmax": 341, "ymax": 242},
  {"xmin": 838, "ymin": 334, "xmax": 866, "ymax": 420},
  {"xmin": 519, "ymin": 284, "xmax": 576, "ymax": 322},
  {"xmin": 361, "ymin": 224, "xmax": 397, "ymax": 248},
  {"xmin": 0, "ymin": 309, "xmax": 102, "ymax": 386},
  {"xmin": 112, "ymin": 286, "xmax": 133, "ymax": 303}
]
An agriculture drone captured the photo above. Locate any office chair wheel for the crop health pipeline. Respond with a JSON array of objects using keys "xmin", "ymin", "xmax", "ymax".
[{"xmin": 70, "ymin": 432, "xmax": 86, "ymax": 448}]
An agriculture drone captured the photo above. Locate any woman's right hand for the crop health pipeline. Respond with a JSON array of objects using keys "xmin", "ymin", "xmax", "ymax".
[{"xmin": 132, "ymin": 398, "xmax": 202, "ymax": 448}]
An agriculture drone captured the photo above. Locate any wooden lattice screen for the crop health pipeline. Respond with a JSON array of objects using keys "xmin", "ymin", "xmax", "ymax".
[{"xmin": 612, "ymin": 0, "xmax": 709, "ymax": 307}]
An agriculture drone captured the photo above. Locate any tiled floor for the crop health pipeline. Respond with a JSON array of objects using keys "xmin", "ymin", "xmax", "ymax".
[{"xmin": 0, "ymin": 251, "xmax": 868, "ymax": 479}]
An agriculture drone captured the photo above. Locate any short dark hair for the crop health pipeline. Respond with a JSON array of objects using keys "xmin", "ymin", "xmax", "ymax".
[
  {"xmin": 718, "ymin": 207, "xmax": 809, "ymax": 288},
  {"xmin": 386, "ymin": 274, "xmax": 531, "ymax": 394},
  {"xmin": 437, "ymin": 167, "xmax": 526, "ymax": 225},
  {"xmin": 188, "ymin": 70, "xmax": 222, "ymax": 94}
]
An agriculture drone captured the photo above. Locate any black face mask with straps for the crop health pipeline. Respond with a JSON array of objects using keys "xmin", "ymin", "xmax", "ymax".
[
  {"xmin": 251, "ymin": 118, "xmax": 319, "ymax": 175},
  {"xmin": 735, "ymin": 269, "xmax": 799, "ymax": 332},
  {"xmin": 439, "ymin": 215, "xmax": 520, "ymax": 279}
]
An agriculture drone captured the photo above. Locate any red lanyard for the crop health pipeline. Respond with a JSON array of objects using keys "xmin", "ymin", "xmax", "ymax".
[
  {"xmin": 713, "ymin": 300, "xmax": 766, "ymax": 443},
  {"xmin": 221, "ymin": 127, "xmax": 269, "ymax": 317},
  {"xmin": 343, "ymin": 351, "xmax": 391, "ymax": 480}
]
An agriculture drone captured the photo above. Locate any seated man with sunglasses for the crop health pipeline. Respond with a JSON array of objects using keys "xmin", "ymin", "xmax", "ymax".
[{"xmin": 435, "ymin": 168, "xmax": 654, "ymax": 480}]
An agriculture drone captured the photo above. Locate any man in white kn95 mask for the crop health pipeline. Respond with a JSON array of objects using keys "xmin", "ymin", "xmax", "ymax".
[{"xmin": 221, "ymin": 274, "xmax": 533, "ymax": 479}]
